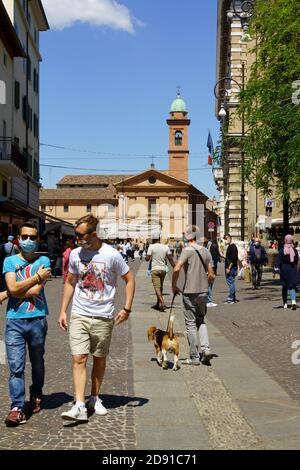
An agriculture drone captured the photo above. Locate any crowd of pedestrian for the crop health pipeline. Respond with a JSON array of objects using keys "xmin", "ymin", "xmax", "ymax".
[{"xmin": 0, "ymin": 216, "xmax": 299, "ymax": 428}]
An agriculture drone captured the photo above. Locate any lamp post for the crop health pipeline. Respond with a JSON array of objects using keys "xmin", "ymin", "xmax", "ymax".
[
  {"xmin": 214, "ymin": 64, "xmax": 246, "ymax": 241},
  {"xmin": 232, "ymin": 0, "xmax": 255, "ymax": 41}
]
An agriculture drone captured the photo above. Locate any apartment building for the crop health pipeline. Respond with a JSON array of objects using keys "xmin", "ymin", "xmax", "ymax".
[
  {"xmin": 0, "ymin": 0, "xmax": 49, "ymax": 239},
  {"xmin": 214, "ymin": 0, "xmax": 298, "ymax": 241}
]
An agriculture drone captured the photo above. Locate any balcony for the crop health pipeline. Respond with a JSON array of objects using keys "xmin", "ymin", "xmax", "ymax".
[{"xmin": 0, "ymin": 138, "xmax": 28, "ymax": 176}]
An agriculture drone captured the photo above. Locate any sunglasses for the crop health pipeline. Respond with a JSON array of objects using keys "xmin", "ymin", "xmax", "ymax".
[
  {"xmin": 74, "ymin": 230, "xmax": 94, "ymax": 239},
  {"xmin": 20, "ymin": 235, "xmax": 38, "ymax": 241}
]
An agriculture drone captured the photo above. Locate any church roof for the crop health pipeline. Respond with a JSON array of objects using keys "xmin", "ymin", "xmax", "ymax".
[{"xmin": 170, "ymin": 93, "xmax": 187, "ymax": 113}]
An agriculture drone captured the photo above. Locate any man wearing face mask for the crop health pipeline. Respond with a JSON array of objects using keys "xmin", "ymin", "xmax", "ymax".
[
  {"xmin": 58, "ymin": 215, "xmax": 135, "ymax": 423},
  {"xmin": 249, "ymin": 237, "xmax": 268, "ymax": 289},
  {"xmin": 3, "ymin": 222, "xmax": 52, "ymax": 426}
]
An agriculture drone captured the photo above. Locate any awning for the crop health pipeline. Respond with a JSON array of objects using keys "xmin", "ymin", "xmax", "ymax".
[
  {"xmin": 0, "ymin": 198, "xmax": 73, "ymax": 228},
  {"xmin": 43, "ymin": 222, "xmax": 75, "ymax": 236},
  {"xmin": 97, "ymin": 222, "xmax": 161, "ymax": 239},
  {"xmin": 271, "ymin": 217, "xmax": 300, "ymax": 227}
]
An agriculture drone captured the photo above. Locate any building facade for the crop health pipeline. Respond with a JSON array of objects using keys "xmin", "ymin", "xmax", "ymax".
[
  {"xmin": 0, "ymin": 0, "xmax": 49, "ymax": 240},
  {"xmin": 214, "ymin": 0, "xmax": 295, "ymax": 241},
  {"xmin": 40, "ymin": 93, "xmax": 218, "ymax": 241}
]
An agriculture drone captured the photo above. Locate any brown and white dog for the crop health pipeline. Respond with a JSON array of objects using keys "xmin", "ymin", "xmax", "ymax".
[{"xmin": 147, "ymin": 316, "xmax": 180, "ymax": 371}]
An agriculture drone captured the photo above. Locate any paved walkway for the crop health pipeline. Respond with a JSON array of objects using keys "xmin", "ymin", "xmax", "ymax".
[{"xmin": 0, "ymin": 260, "xmax": 300, "ymax": 450}]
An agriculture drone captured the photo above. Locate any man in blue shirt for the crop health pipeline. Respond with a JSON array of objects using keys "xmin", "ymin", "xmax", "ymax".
[{"xmin": 3, "ymin": 222, "xmax": 52, "ymax": 427}]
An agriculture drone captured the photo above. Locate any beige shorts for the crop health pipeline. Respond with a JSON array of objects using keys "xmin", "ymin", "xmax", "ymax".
[
  {"xmin": 69, "ymin": 313, "xmax": 114, "ymax": 358},
  {"xmin": 151, "ymin": 270, "xmax": 166, "ymax": 291}
]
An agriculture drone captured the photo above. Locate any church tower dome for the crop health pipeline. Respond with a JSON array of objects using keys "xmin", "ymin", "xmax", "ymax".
[{"xmin": 167, "ymin": 90, "xmax": 190, "ymax": 182}]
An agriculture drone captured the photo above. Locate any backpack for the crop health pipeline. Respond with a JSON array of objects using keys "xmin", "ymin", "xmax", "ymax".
[{"xmin": 253, "ymin": 247, "xmax": 262, "ymax": 263}]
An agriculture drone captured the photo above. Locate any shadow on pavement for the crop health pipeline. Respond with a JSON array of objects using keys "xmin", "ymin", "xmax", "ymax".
[
  {"xmin": 41, "ymin": 392, "xmax": 74, "ymax": 410},
  {"xmin": 101, "ymin": 394, "xmax": 148, "ymax": 409}
]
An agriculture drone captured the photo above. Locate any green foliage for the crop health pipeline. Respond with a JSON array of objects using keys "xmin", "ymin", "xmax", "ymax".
[{"xmin": 238, "ymin": 0, "xmax": 300, "ymax": 210}]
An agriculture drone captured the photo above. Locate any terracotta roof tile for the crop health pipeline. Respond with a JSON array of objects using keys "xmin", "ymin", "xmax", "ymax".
[
  {"xmin": 40, "ymin": 188, "xmax": 117, "ymax": 201},
  {"xmin": 57, "ymin": 175, "xmax": 133, "ymax": 186}
]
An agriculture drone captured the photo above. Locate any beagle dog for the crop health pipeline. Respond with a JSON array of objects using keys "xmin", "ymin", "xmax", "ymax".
[{"xmin": 147, "ymin": 316, "xmax": 180, "ymax": 371}]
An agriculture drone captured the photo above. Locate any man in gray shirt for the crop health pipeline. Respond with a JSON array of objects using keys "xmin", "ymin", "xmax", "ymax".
[{"xmin": 172, "ymin": 225, "xmax": 215, "ymax": 365}]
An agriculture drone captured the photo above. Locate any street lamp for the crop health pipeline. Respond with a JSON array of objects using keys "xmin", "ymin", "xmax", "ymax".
[
  {"xmin": 232, "ymin": 0, "xmax": 255, "ymax": 41},
  {"xmin": 214, "ymin": 63, "xmax": 246, "ymax": 241}
]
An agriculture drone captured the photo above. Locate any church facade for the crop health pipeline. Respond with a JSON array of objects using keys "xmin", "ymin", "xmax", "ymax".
[{"xmin": 40, "ymin": 93, "xmax": 217, "ymax": 241}]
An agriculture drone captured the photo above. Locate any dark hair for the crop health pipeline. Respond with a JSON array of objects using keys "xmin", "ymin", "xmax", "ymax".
[
  {"xmin": 75, "ymin": 215, "xmax": 98, "ymax": 232},
  {"xmin": 18, "ymin": 221, "xmax": 38, "ymax": 235}
]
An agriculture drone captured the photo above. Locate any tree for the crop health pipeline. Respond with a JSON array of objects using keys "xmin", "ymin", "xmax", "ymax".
[{"xmin": 239, "ymin": 0, "xmax": 300, "ymax": 235}]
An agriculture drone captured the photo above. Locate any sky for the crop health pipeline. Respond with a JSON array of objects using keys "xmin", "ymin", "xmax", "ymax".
[{"xmin": 40, "ymin": 0, "xmax": 219, "ymax": 198}]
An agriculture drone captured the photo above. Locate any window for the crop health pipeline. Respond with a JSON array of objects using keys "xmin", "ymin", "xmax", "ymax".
[
  {"xmin": 41, "ymin": 204, "xmax": 46, "ymax": 211},
  {"xmin": 2, "ymin": 179, "xmax": 8, "ymax": 197},
  {"xmin": 87, "ymin": 204, "xmax": 92, "ymax": 212},
  {"xmin": 27, "ymin": 57, "xmax": 31, "ymax": 81},
  {"xmin": 22, "ymin": 96, "xmax": 27, "ymax": 123},
  {"xmin": 33, "ymin": 69, "xmax": 39, "ymax": 93},
  {"xmin": 33, "ymin": 159, "xmax": 39, "ymax": 181},
  {"xmin": 148, "ymin": 175, "xmax": 157, "ymax": 184},
  {"xmin": 175, "ymin": 130, "xmax": 182, "ymax": 146},
  {"xmin": 64, "ymin": 204, "xmax": 69, "ymax": 213},
  {"xmin": 33, "ymin": 114, "xmax": 39, "ymax": 138},
  {"xmin": 14, "ymin": 81, "xmax": 20, "ymax": 109},
  {"xmin": 27, "ymin": 153, "xmax": 32, "ymax": 176},
  {"xmin": 148, "ymin": 199, "xmax": 157, "ymax": 216},
  {"xmin": 2, "ymin": 120, "xmax": 7, "ymax": 156},
  {"xmin": 28, "ymin": 105, "xmax": 32, "ymax": 130}
]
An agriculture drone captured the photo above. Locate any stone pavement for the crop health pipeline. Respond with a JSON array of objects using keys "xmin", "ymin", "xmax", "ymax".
[{"xmin": 0, "ymin": 259, "xmax": 300, "ymax": 450}]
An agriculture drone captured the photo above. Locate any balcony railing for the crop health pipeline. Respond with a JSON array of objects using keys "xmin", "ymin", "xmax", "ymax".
[{"xmin": 0, "ymin": 138, "xmax": 28, "ymax": 174}]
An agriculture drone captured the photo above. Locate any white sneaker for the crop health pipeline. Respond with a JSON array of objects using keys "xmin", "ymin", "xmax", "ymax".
[
  {"xmin": 87, "ymin": 397, "xmax": 108, "ymax": 416},
  {"xmin": 61, "ymin": 404, "xmax": 88, "ymax": 422},
  {"xmin": 207, "ymin": 302, "xmax": 218, "ymax": 308},
  {"xmin": 283, "ymin": 303, "xmax": 288, "ymax": 309}
]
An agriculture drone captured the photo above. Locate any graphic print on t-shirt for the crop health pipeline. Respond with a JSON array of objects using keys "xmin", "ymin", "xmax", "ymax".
[
  {"xmin": 15, "ymin": 263, "xmax": 44, "ymax": 312},
  {"xmin": 78, "ymin": 261, "xmax": 107, "ymax": 300}
]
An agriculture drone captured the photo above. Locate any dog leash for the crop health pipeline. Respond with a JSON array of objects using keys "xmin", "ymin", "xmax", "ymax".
[{"xmin": 166, "ymin": 293, "xmax": 177, "ymax": 331}]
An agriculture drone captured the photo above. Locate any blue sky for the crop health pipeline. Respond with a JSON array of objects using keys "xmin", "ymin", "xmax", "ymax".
[{"xmin": 40, "ymin": 0, "xmax": 219, "ymax": 197}]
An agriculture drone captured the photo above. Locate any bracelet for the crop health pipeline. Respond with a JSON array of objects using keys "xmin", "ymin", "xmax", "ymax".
[
  {"xmin": 123, "ymin": 307, "xmax": 131, "ymax": 314},
  {"xmin": 35, "ymin": 273, "xmax": 42, "ymax": 284}
]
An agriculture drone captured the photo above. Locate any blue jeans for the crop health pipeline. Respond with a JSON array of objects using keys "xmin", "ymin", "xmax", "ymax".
[
  {"xmin": 5, "ymin": 317, "xmax": 48, "ymax": 410},
  {"xmin": 207, "ymin": 283, "xmax": 213, "ymax": 303},
  {"xmin": 226, "ymin": 267, "xmax": 237, "ymax": 301}
]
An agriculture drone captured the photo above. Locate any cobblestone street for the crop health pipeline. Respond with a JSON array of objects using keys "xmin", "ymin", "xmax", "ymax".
[
  {"xmin": 0, "ymin": 260, "xmax": 300, "ymax": 450},
  {"xmin": 0, "ymin": 262, "xmax": 140, "ymax": 450},
  {"xmin": 208, "ymin": 270, "xmax": 300, "ymax": 403}
]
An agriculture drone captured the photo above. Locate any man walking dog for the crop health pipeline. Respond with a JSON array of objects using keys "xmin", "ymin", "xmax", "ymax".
[{"xmin": 172, "ymin": 225, "xmax": 215, "ymax": 365}]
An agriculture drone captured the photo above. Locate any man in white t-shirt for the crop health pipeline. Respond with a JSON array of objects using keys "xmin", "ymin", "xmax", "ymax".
[
  {"xmin": 58, "ymin": 215, "xmax": 135, "ymax": 423},
  {"xmin": 146, "ymin": 237, "xmax": 174, "ymax": 311}
]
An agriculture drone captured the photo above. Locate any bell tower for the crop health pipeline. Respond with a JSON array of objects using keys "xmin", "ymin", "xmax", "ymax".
[{"xmin": 167, "ymin": 91, "xmax": 190, "ymax": 182}]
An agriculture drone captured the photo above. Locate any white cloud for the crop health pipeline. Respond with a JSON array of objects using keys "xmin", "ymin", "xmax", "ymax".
[{"xmin": 43, "ymin": 0, "xmax": 141, "ymax": 33}]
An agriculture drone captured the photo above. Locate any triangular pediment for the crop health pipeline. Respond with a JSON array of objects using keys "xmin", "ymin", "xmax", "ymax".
[{"xmin": 114, "ymin": 169, "xmax": 190, "ymax": 189}]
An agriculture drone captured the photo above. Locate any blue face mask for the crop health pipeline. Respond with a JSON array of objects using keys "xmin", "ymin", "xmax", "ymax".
[{"xmin": 19, "ymin": 239, "xmax": 38, "ymax": 253}]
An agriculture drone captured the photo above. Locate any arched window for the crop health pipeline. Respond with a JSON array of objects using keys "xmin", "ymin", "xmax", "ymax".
[{"xmin": 175, "ymin": 130, "xmax": 182, "ymax": 146}]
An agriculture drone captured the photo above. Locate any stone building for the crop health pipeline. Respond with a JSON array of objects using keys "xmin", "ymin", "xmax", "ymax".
[
  {"xmin": 40, "ymin": 93, "xmax": 218, "ymax": 241},
  {"xmin": 214, "ymin": 0, "xmax": 300, "ymax": 241}
]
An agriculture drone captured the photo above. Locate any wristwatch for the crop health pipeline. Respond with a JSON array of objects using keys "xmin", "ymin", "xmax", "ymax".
[{"xmin": 123, "ymin": 307, "xmax": 132, "ymax": 313}]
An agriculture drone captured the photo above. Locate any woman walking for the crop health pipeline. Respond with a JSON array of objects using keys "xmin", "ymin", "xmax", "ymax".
[{"xmin": 277, "ymin": 235, "xmax": 298, "ymax": 310}]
